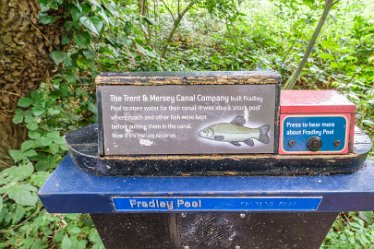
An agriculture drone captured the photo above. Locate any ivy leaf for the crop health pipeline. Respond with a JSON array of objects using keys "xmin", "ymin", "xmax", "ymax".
[
  {"xmin": 18, "ymin": 97, "xmax": 33, "ymax": 108},
  {"xmin": 32, "ymin": 106, "xmax": 45, "ymax": 116},
  {"xmin": 21, "ymin": 140, "xmax": 35, "ymax": 152},
  {"xmin": 39, "ymin": 13, "xmax": 57, "ymax": 24},
  {"xmin": 61, "ymin": 35, "xmax": 70, "ymax": 45},
  {"xmin": 46, "ymin": 131, "xmax": 60, "ymax": 139},
  {"xmin": 9, "ymin": 150, "xmax": 24, "ymax": 163},
  {"xmin": 26, "ymin": 120, "xmax": 38, "ymax": 131},
  {"xmin": 50, "ymin": 51, "xmax": 68, "ymax": 65},
  {"xmin": 13, "ymin": 109, "xmax": 24, "ymax": 124},
  {"xmin": 73, "ymin": 32, "xmax": 91, "ymax": 47},
  {"xmin": 28, "ymin": 130, "xmax": 42, "ymax": 140},
  {"xmin": 80, "ymin": 16, "xmax": 104, "ymax": 35},
  {"xmin": 1, "ymin": 184, "xmax": 38, "ymax": 206},
  {"xmin": 23, "ymin": 149, "xmax": 38, "ymax": 157},
  {"xmin": 34, "ymin": 136, "xmax": 53, "ymax": 147},
  {"xmin": 49, "ymin": 143, "xmax": 60, "ymax": 154}
]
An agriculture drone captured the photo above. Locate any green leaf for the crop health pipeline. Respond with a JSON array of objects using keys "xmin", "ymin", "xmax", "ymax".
[
  {"xmin": 0, "ymin": 163, "xmax": 34, "ymax": 184},
  {"xmin": 359, "ymin": 211, "xmax": 374, "ymax": 224},
  {"xmin": 103, "ymin": 2, "xmax": 119, "ymax": 17},
  {"xmin": 80, "ymin": 16, "xmax": 104, "ymax": 35},
  {"xmin": 61, "ymin": 235, "xmax": 72, "ymax": 249},
  {"xmin": 21, "ymin": 140, "xmax": 35, "ymax": 152},
  {"xmin": 63, "ymin": 56, "xmax": 73, "ymax": 68},
  {"xmin": 76, "ymin": 56, "xmax": 96, "ymax": 70},
  {"xmin": 35, "ymin": 137, "xmax": 53, "ymax": 147},
  {"xmin": 54, "ymin": 136, "xmax": 65, "ymax": 145},
  {"xmin": 30, "ymin": 171, "xmax": 50, "ymax": 187},
  {"xmin": 0, "ymin": 196, "xmax": 3, "ymax": 213},
  {"xmin": 88, "ymin": 0, "xmax": 100, "ymax": 8},
  {"xmin": 17, "ymin": 163, "xmax": 34, "ymax": 181},
  {"xmin": 98, "ymin": 10, "xmax": 111, "ymax": 25},
  {"xmin": 18, "ymin": 97, "xmax": 33, "ymax": 108},
  {"xmin": 49, "ymin": 143, "xmax": 60, "ymax": 154},
  {"xmin": 83, "ymin": 49, "xmax": 96, "ymax": 59},
  {"xmin": 9, "ymin": 150, "xmax": 24, "ymax": 162},
  {"xmin": 13, "ymin": 109, "xmax": 24, "ymax": 124},
  {"xmin": 61, "ymin": 35, "xmax": 70, "ymax": 45},
  {"xmin": 12, "ymin": 205, "xmax": 25, "ymax": 225},
  {"xmin": 26, "ymin": 120, "xmax": 38, "ymax": 131},
  {"xmin": 35, "ymin": 158, "xmax": 51, "ymax": 171},
  {"xmin": 28, "ymin": 130, "xmax": 41, "ymax": 140},
  {"xmin": 143, "ymin": 17, "xmax": 156, "ymax": 26},
  {"xmin": 48, "ymin": 107, "xmax": 62, "ymax": 115},
  {"xmin": 39, "ymin": 13, "xmax": 57, "ymax": 24},
  {"xmin": 70, "ymin": 7, "xmax": 81, "ymax": 22},
  {"xmin": 46, "ymin": 131, "xmax": 60, "ymax": 139},
  {"xmin": 73, "ymin": 32, "xmax": 91, "ymax": 47},
  {"xmin": 32, "ymin": 106, "xmax": 45, "ymax": 116},
  {"xmin": 23, "ymin": 149, "xmax": 38, "ymax": 157},
  {"xmin": 1, "ymin": 184, "xmax": 38, "ymax": 206},
  {"xmin": 50, "ymin": 51, "xmax": 68, "ymax": 65},
  {"xmin": 363, "ymin": 119, "xmax": 374, "ymax": 127}
]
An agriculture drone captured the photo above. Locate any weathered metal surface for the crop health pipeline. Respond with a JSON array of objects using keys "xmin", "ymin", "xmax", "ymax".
[
  {"xmin": 95, "ymin": 71, "xmax": 281, "ymax": 86},
  {"xmin": 38, "ymin": 155, "xmax": 374, "ymax": 214},
  {"xmin": 91, "ymin": 212, "xmax": 337, "ymax": 249},
  {"xmin": 65, "ymin": 123, "xmax": 371, "ymax": 176}
]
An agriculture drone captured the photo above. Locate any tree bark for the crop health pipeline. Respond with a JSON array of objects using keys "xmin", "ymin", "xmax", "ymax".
[{"xmin": 0, "ymin": 0, "xmax": 61, "ymax": 167}]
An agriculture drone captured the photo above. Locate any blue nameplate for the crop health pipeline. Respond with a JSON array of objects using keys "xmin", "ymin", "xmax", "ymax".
[
  {"xmin": 113, "ymin": 196, "xmax": 322, "ymax": 212},
  {"xmin": 282, "ymin": 115, "xmax": 348, "ymax": 153}
]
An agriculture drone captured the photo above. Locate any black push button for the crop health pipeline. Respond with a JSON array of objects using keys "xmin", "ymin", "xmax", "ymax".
[{"xmin": 307, "ymin": 137, "xmax": 323, "ymax": 151}]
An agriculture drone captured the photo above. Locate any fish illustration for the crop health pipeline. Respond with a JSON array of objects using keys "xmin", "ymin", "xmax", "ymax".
[{"xmin": 197, "ymin": 115, "xmax": 270, "ymax": 147}]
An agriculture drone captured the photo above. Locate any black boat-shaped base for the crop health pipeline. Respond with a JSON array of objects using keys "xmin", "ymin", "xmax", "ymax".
[{"xmin": 65, "ymin": 124, "xmax": 372, "ymax": 176}]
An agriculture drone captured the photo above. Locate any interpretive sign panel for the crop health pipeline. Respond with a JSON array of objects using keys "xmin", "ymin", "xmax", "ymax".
[
  {"xmin": 279, "ymin": 115, "xmax": 350, "ymax": 154},
  {"xmin": 97, "ymin": 84, "xmax": 277, "ymax": 155}
]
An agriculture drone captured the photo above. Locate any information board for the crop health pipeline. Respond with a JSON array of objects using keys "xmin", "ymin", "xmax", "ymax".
[
  {"xmin": 280, "ymin": 115, "xmax": 349, "ymax": 154},
  {"xmin": 97, "ymin": 84, "xmax": 277, "ymax": 155}
]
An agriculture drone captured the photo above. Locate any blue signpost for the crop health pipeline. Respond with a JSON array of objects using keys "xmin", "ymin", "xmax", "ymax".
[{"xmin": 39, "ymin": 155, "xmax": 374, "ymax": 249}]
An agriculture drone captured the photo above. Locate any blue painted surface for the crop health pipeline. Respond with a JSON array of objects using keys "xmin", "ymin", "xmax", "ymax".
[
  {"xmin": 113, "ymin": 197, "xmax": 322, "ymax": 212},
  {"xmin": 39, "ymin": 155, "xmax": 374, "ymax": 213},
  {"xmin": 282, "ymin": 116, "xmax": 347, "ymax": 152}
]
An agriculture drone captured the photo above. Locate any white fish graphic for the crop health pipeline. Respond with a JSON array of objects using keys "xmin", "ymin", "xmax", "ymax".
[{"xmin": 198, "ymin": 115, "xmax": 270, "ymax": 147}]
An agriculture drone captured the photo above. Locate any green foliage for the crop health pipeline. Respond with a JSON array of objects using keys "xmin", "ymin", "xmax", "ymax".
[
  {"xmin": 1, "ymin": 0, "xmax": 373, "ymax": 248},
  {"xmin": 322, "ymin": 212, "xmax": 374, "ymax": 248}
]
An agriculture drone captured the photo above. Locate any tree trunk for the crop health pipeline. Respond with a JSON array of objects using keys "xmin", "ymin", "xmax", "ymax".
[{"xmin": 0, "ymin": 0, "xmax": 61, "ymax": 168}]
